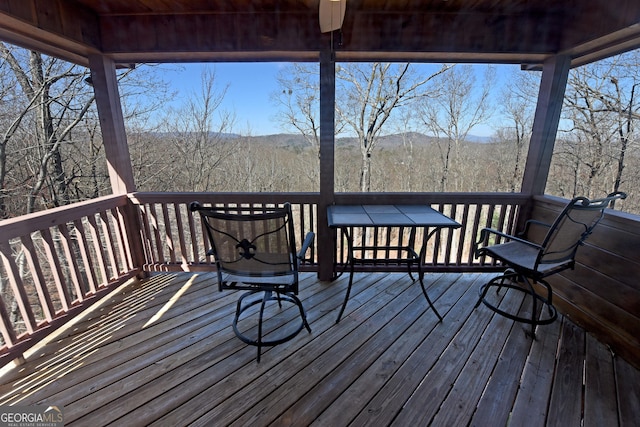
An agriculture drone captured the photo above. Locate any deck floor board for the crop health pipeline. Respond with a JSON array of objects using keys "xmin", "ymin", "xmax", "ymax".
[{"xmin": 0, "ymin": 271, "xmax": 638, "ymax": 426}]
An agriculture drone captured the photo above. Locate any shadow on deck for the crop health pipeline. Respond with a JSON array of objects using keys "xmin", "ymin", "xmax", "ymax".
[{"xmin": 0, "ymin": 272, "xmax": 638, "ymax": 426}]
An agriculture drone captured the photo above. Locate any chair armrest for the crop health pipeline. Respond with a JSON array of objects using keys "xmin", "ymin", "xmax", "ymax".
[
  {"xmin": 189, "ymin": 201, "xmax": 202, "ymax": 212},
  {"xmin": 474, "ymin": 227, "xmax": 542, "ymax": 258},
  {"xmin": 297, "ymin": 232, "xmax": 315, "ymax": 263}
]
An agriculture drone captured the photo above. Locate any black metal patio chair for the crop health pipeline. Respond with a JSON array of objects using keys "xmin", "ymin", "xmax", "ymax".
[
  {"xmin": 474, "ymin": 192, "xmax": 626, "ymax": 338},
  {"xmin": 190, "ymin": 202, "xmax": 314, "ymax": 362}
]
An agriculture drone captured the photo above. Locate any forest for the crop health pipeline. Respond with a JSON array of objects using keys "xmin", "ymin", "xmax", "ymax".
[{"xmin": 0, "ymin": 42, "xmax": 639, "ymax": 218}]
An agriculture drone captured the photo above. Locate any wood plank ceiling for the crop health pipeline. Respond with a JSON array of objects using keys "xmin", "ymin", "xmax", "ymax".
[{"xmin": 0, "ymin": 0, "xmax": 639, "ymax": 67}]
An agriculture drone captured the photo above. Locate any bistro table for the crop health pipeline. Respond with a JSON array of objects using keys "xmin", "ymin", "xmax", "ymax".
[{"xmin": 327, "ymin": 204, "xmax": 461, "ymax": 323}]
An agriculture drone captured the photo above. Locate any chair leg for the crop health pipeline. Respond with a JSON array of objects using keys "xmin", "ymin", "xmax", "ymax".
[
  {"xmin": 275, "ymin": 291, "xmax": 283, "ymax": 308},
  {"xmin": 521, "ymin": 277, "xmax": 538, "ymax": 339},
  {"xmin": 496, "ymin": 269, "xmax": 518, "ymax": 293},
  {"xmin": 540, "ymin": 279, "xmax": 556, "ymax": 317},
  {"xmin": 474, "ymin": 282, "xmax": 489, "ymax": 309},
  {"xmin": 232, "ymin": 290, "xmax": 311, "ymax": 362},
  {"xmin": 288, "ymin": 292, "xmax": 312, "ymax": 333},
  {"xmin": 475, "ymin": 269, "xmax": 515, "ymax": 309},
  {"xmin": 256, "ymin": 290, "xmax": 272, "ymax": 363},
  {"xmin": 475, "ymin": 272, "xmax": 557, "ymax": 339}
]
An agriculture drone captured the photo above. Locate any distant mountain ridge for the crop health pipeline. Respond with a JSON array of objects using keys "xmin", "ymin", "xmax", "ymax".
[
  {"xmin": 241, "ymin": 132, "xmax": 494, "ymax": 147},
  {"xmin": 136, "ymin": 131, "xmax": 493, "ymax": 147}
]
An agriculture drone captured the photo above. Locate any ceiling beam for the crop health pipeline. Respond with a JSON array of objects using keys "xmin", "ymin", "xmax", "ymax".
[{"xmin": 0, "ymin": 0, "xmax": 638, "ymax": 68}]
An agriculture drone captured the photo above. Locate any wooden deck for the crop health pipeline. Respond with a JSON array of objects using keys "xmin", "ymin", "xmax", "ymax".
[{"xmin": 0, "ymin": 271, "xmax": 638, "ymax": 426}]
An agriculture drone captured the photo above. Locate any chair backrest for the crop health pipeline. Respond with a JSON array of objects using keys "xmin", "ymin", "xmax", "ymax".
[
  {"xmin": 190, "ymin": 202, "xmax": 298, "ymax": 282},
  {"xmin": 538, "ymin": 192, "xmax": 626, "ymax": 267}
]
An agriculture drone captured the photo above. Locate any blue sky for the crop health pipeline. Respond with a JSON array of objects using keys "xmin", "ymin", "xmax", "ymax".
[
  {"xmin": 158, "ymin": 62, "xmax": 520, "ymax": 137},
  {"xmin": 159, "ymin": 62, "xmax": 287, "ymax": 135}
]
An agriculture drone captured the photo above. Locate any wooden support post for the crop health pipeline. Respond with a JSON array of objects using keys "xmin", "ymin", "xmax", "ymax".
[
  {"xmin": 88, "ymin": 54, "xmax": 136, "ymax": 194},
  {"xmin": 521, "ymin": 55, "xmax": 571, "ymax": 196},
  {"xmin": 88, "ymin": 55, "xmax": 146, "ymax": 272},
  {"xmin": 317, "ymin": 47, "xmax": 336, "ymax": 282},
  {"xmin": 518, "ymin": 55, "xmax": 571, "ymax": 231}
]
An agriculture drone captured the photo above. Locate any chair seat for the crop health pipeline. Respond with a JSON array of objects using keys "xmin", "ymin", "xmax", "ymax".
[
  {"xmin": 221, "ymin": 272, "xmax": 295, "ymax": 287},
  {"xmin": 483, "ymin": 241, "xmax": 569, "ymax": 277},
  {"xmin": 219, "ymin": 252, "xmax": 294, "ymax": 276}
]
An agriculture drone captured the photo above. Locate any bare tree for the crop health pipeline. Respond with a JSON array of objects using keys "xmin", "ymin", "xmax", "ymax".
[
  {"xmin": 590, "ymin": 53, "xmax": 640, "ymax": 207},
  {"xmin": 494, "ymin": 69, "xmax": 539, "ymax": 192},
  {"xmin": 0, "ymin": 43, "xmax": 99, "ymax": 215},
  {"xmin": 273, "ymin": 63, "xmax": 323, "ymax": 151},
  {"xmin": 419, "ymin": 64, "xmax": 494, "ymax": 192},
  {"xmin": 158, "ymin": 67, "xmax": 237, "ymax": 192},
  {"xmin": 338, "ymin": 63, "xmax": 452, "ymax": 192},
  {"xmin": 0, "ymin": 58, "xmax": 36, "ymax": 217},
  {"xmin": 274, "ymin": 62, "xmax": 452, "ymax": 192},
  {"xmin": 0, "ymin": 43, "xmax": 156, "ymax": 216},
  {"xmin": 556, "ymin": 53, "xmax": 640, "ymax": 202}
]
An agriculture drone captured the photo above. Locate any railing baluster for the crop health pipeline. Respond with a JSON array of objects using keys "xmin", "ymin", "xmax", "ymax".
[
  {"xmin": 99, "ymin": 211, "xmax": 120, "ymax": 279},
  {"xmin": 161, "ymin": 203, "xmax": 176, "ymax": 264},
  {"xmin": 111, "ymin": 207, "xmax": 131, "ymax": 272},
  {"xmin": 506, "ymin": 203, "xmax": 518, "ymax": 235},
  {"xmin": 20, "ymin": 235, "xmax": 54, "ymax": 322},
  {"xmin": 86, "ymin": 214, "xmax": 109, "ymax": 286},
  {"xmin": 0, "ymin": 296, "xmax": 16, "ymax": 347},
  {"xmin": 174, "ymin": 203, "xmax": 188, "ymax": 266},
  {"xmin": 148, "ymin": 204, "xmax": 165, "ymax": 264},
  {"xmin": 432, "ymin": 203, "xmax": 444, "ymax": 264},
  {"xmin": 0, "ymin": 241, "xmax": 36, "ymax": 334},
  {"xmin": 469, "ymin": 204, "xmax": 484, "ymax": 265},
  {"xmin": 40, "ymin": 228, "xmax": 71, "ymax": 312},
  {"xmin": 444, "ymin": 204, "xmax": 457, "ymax": 265},
  {"xmin": 199, "ymin": 209, "xmax": 210, "ymax": 263},
  {"xmin": 187, "ymin": 203, "xmax": 200, "ymax": 263},
  {"xmin": 72, "ymin": 220, "xmax": 98, "ymax": 295},
  {"xmin": 57, "ymin": 224, "xmax": 85, "ymax": 302},
  {"xmin": 137, "ymin": 203, "xmax": 154, "ymax": 266},
  {"xmin": 456, "ymin": 203, "xmax": 471, "ymax": 266},
  {"xmin": 496, "ymin": 203, "xmax": 508, "ymax": 233}
]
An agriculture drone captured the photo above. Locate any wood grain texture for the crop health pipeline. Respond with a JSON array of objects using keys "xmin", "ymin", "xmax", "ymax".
[{"xmin": 1, "ymin": 272, "xmax": 637, "ymax": 426}]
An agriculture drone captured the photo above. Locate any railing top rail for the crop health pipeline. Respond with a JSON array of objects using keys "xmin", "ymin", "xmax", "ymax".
[
  {"xmin": 0, "ymin": 194, "xmax": 129, "ymax": 241},
  {"xmin": 532, "ymin": 194, "xmax": 640, "ymax": 227},
  {"xmin": 129, "ymin": 192, "xmax": 320, "ymax": 205},
  {"xmin": 333, "ymin": 192, "xmax": 532, "ymax": 205},
  {"xmin": 129, "ymin": 191, "xmax": 531, "ymax": 205}
]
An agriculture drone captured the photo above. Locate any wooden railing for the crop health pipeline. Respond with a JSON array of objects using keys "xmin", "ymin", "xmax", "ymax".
[
  {"xmin": 129, "ymin": 192, "xmax": 530, "ymax": 273},
  {"xmin": 128, "ymin": 192, "xmax": 321, "ymax": 271},
  {"xmin": 1, "ymin": 190, "xmax": 637, "ymax": 369},
  {"xmin": 332, "ymin": 193, "xmax": 529, "ymax": 272},
  {"xmin": 0, "ymin": 195, "xmax": 140, "ymax": 364},
  {"xmin": 0, "ymin": 191, "xmax": 529, "ymax": 364}
]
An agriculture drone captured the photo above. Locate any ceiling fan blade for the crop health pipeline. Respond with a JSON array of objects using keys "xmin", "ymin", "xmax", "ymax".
[{"xmin": 319, "ymin": 0, "xmax": 346, "ymax": 33}]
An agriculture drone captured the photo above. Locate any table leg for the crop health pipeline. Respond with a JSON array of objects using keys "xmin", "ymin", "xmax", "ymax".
[
  {"xmin": 418, "ymin": 227, "xmax": 443, "ymax": 321},
  {"xmin": 417, "ymin": 265, "xmax": 443, "ymax": 322},
  {"xmin": 336, "ymin": 227, "xmax": 354, "ymax": 323}
]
